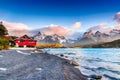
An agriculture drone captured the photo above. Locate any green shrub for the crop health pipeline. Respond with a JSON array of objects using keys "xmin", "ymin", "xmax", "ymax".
[{"xmin": 0, "ymin": 38, "xmax": 9, "ymax": 50}]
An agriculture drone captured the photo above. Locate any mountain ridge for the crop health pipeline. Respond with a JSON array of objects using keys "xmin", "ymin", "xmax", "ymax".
[
  {"xmin": 64, "ymin": 29, "xmax": 120, "ymax": 47},
  {"xmin": 33, "ymin": 31, "xmax": 67, "ymax": 44}
]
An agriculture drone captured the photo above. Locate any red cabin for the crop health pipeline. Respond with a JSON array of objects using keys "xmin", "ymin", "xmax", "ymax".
[{"xmin": 15, "ymin": 35, "xmax": 37, "ymax": 47}]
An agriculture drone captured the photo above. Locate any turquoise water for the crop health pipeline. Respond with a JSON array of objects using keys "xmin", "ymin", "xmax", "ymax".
[{"xmin": 45, "ymin": 48, "xmax": 120, "ymax": 80}]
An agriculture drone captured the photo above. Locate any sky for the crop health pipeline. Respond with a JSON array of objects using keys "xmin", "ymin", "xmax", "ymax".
[{"xmin": 0, "ymin": 0, "xmax": 120, "ymax": 37}]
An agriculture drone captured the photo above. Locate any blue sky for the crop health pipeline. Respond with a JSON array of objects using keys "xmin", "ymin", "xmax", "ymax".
[{"xmin": 0, "ymin": 0, "xmax": 120, "ymax": 35}]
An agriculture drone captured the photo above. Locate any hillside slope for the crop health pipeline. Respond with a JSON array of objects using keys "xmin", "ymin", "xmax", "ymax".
[{"xmin": 83, "ymin": 39, "xmax": 120, "ymax": 48}]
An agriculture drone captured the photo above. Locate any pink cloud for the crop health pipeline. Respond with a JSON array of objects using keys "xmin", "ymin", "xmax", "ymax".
[
  {"xmin": 72, "ymin": 22, "xmax": 82, "ymax": 28},
  {"xmin": 89, "ymin": 23, "xmax": 106, "ymax": 31},
  {"xmin": 40, "ymin": 24, "xmax": 70, "ymax": 36},
  {"xmin": 88, "ymin": 24, "xmax": 120, "ymax": 34},
  {"xmin": 2, "ymin": 21, "xmax": 70, "ymax": 37},
  {"xmin": 88, "ymin": 12, "xmax": 120, "ymax": 34},
  {"xmin": 88, "ymin": 23, "xmax": 114, "ymax": 34},
  {"xmin": 2, "ymin": 21, "xmax": 32, "ymax": 36}
]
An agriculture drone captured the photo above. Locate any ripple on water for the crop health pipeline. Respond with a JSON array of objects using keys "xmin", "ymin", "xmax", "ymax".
[{"xmin": 47, "ymin": 48, "xmax": 120, "ymax": 80}]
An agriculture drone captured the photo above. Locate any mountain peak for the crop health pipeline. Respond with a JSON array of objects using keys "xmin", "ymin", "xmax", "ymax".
[
  {"xmin": 83, "ymin": 30, "xmax": 93, "ymax": 38},
  {"xmin": 38, "ymin": 32, "xmax": 41, "ymax": 35},
  {"xmin": 95, "ymin": 31, "xmax": 102, "ymax": 37}
]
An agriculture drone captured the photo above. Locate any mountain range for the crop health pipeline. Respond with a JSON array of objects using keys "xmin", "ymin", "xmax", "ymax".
[
  {"xmin": 64, "ymin": 29, "xmax": 120, "ymax": 47},
  {"xmin": 33, "ymin": 32, "xmax": 67, "ymax": 44},
  {"xmin": 33, "ymin": 29, "xmax": 120, "ymax": 47}
]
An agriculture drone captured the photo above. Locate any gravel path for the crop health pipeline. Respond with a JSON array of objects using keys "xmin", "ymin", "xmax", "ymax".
[{"xmin": 0, "ymin": 49, "xmax": 87, "ymax": 80}]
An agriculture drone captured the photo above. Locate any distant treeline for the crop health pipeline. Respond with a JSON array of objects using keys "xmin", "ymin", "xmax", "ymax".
[{"xmin": 82, "ymin": 39, "xmax": 120, "ymax": 48}]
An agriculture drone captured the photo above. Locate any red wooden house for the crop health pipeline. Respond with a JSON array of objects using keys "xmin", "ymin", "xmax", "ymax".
[{"xmin": 15, "ymin": 35, "xmax": 37, "ymax": 47}]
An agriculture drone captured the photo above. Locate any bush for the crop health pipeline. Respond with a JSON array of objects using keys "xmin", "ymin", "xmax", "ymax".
[{"xmin": 0, "ymin": 38, "xmax": 9, "ymax": 50}]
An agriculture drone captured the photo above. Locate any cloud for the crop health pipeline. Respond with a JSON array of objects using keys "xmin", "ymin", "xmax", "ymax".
[
  {"xmin": 72, "ymin": 22, "xmax": 82, "ymax": 28},
  {"xmin": 39, "ymin": 24, "xmax": 70, "ymax": 36},
  {"xmin": 2, "ymin": 21, "xmax": 70, "ymax": 37},
  {"xmin": 114, "ymin": 12, "xmax": 120, "ymax": 24},
  {"xmin": 88, "ymin": 24, "xmax": 120, "ymax": 35},
  {"xmin": 88, "ymin": 23, "xmax": 114, "ymax": 34},
  {"xmin": 2, "ymin": 21, "xmax": 32, "ymax": 36},
  {"xmin": 89, "ymin": 23, "xmax": 106, "ymax": 32},
  {"xmin": 88, "ymin": 12, "xmax": 120, "ymax": 34},
  {"xmin": 66, "ymin": 31, "xmax": 83, "ymax": 39}
]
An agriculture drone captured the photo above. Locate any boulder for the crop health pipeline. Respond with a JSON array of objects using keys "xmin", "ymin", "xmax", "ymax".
[
  {"xmin": 90, "ymin": 75, "xmax": 102, "ymax": 80},
  {"xmin": 71, "ymin": 60, "xmax": 80, "ymax": 66},
  {"xmin": 60, "ymin": 54, "xmax": 64, "ymax": 57}
]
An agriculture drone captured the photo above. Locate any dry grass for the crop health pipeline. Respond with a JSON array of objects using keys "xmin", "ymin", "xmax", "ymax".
[
  {"xmin": 36, "ymin": 43, "xmax": 62, "ymax": 48},
  {"xmin": 71, "ymin": 46, "xmax": 81, "ymax": 48}
]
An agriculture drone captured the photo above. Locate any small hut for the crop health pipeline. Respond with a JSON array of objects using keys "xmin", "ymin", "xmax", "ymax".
[{"xmin": 15, "ymin": 35, "xmax": 37, "ymax": 47}]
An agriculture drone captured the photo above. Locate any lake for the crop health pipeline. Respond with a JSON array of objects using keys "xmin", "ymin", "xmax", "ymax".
[{"xmin": 45, "ymin": 48, "xmax": 120, "ymax": 80}]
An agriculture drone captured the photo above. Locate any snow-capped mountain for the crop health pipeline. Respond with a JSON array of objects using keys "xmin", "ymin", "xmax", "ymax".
[
  {"xmin": 65, "ymin": 29, "xmax": 120, "ymax": 47},
  {"xmin": 34, "ymin": 32, "xmax": 46, "ymax": 40},
  {"xmin": 83, "ymin": 30, "xmax": 94, "ymax": 38},
  {"xmin": 33, "ymin": 29, "xmax": 120, "ymax": 47},
  {"xmin": 33, "ymin": 32, "xmax": 67, "ymax": 44}
]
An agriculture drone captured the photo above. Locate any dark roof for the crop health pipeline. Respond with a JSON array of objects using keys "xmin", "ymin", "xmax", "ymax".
[{"xmin": 20, "ymin": 35, "xmax": 31, "ymax": 40}]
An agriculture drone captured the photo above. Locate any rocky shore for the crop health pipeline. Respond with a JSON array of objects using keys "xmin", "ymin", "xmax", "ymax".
[{"xmin": 0, "ymin": 49, "xmax": 88, "ymax": 80}]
